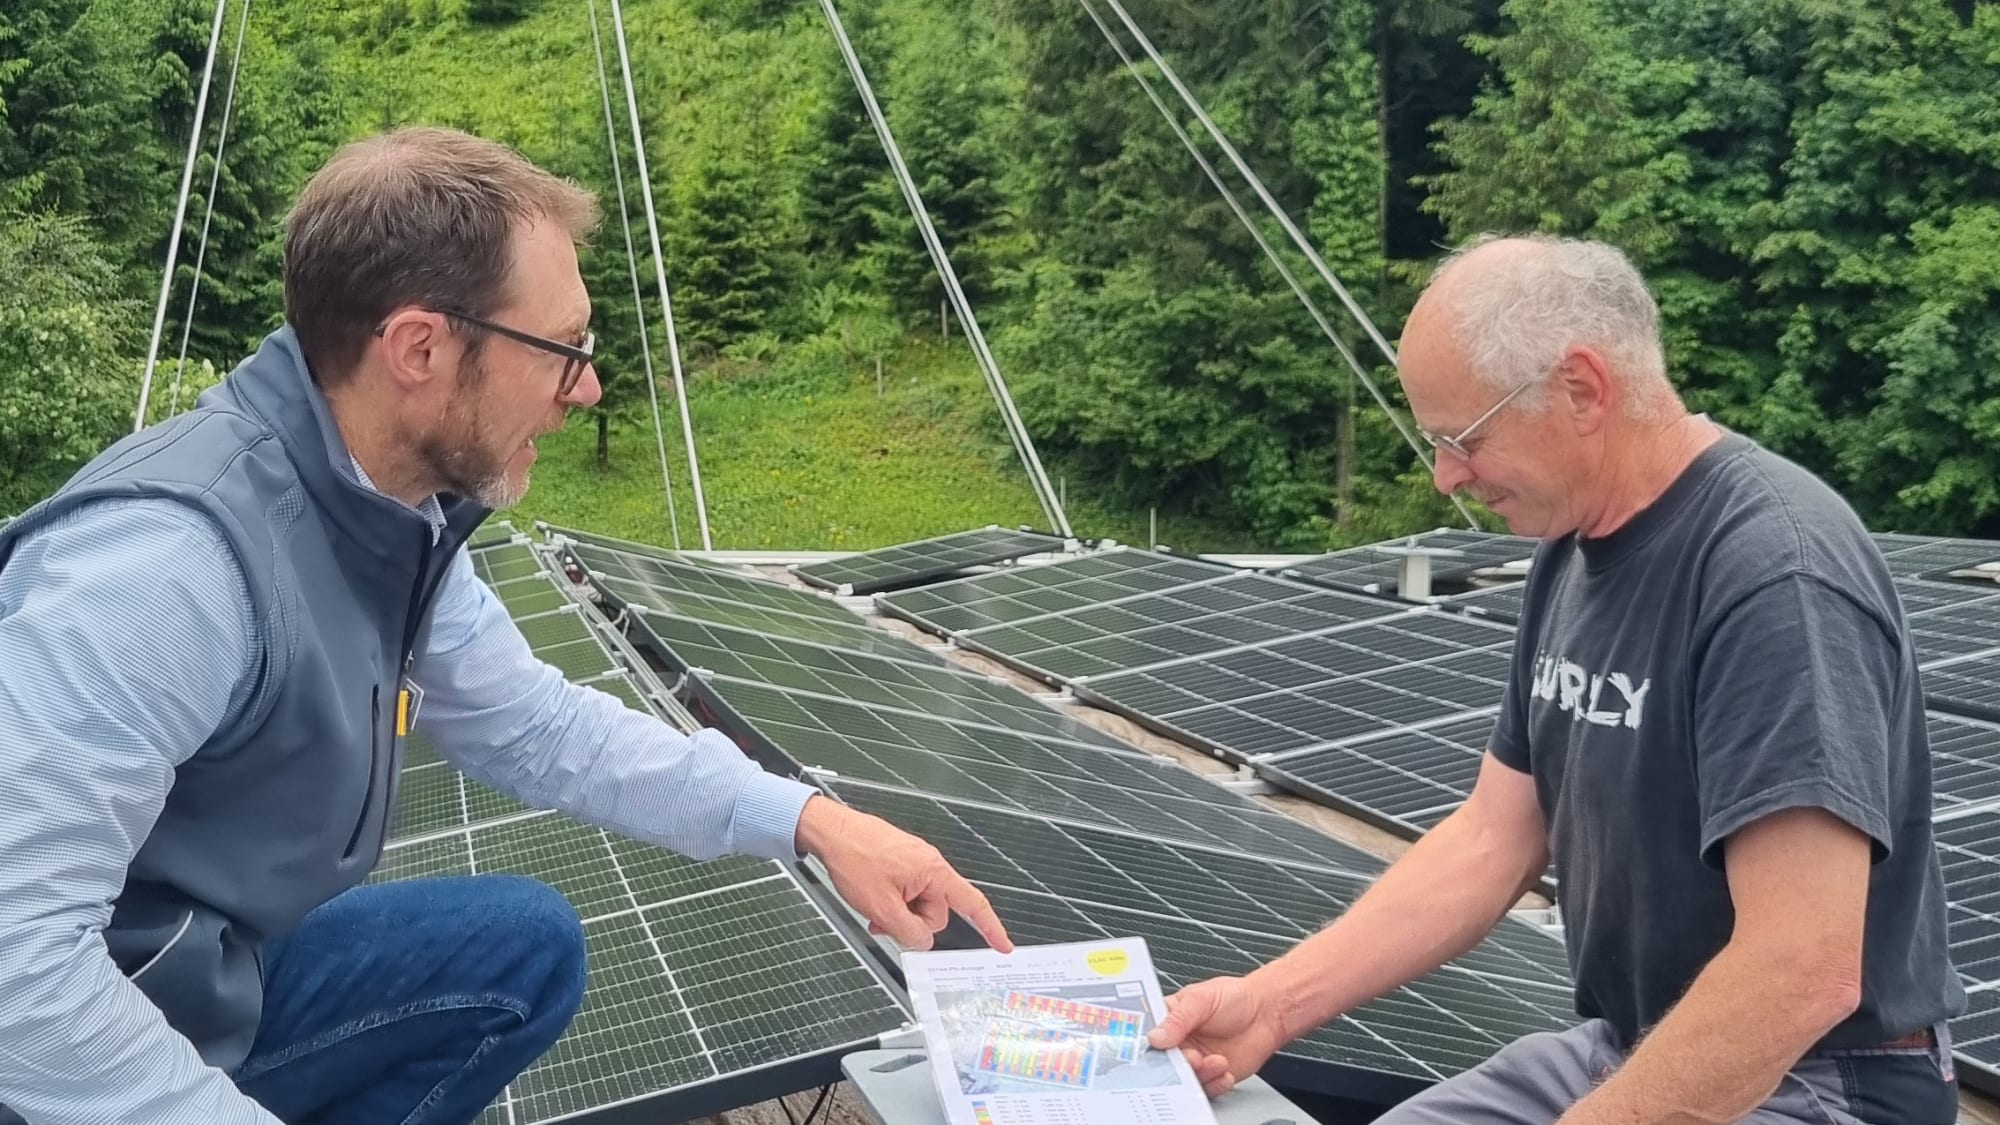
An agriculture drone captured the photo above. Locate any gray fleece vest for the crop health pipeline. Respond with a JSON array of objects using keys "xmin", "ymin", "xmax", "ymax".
[{"xmin": 0, "ymin": 326, "xmax": 488, "ymax": 1075}]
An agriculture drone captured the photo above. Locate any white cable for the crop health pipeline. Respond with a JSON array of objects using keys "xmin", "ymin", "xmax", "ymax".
[
  {"xmin": 817, "ymin": 0, "xmax": 1074, "ymax": 538},
  {"xmin": 607, "ymin": 0, "xmax": 714, "ymax": 550},
  {"xmin": 1075, "ymin": 0, "xmax": 1476, "ymax": 528},
  {"xmin": 588, "ymin": 0, "xmax": 683, "ymax": 549},
  {"xmin": 1097, "ymin": 0, "xmax": 1402, "ymax": 370},
  {"xmin": 134, "ymin": 0, "xmax": 229, "ymax": 432},
  {"xmin": 168, "ymin": 0, "xmax": 253, "ymax": 417}
]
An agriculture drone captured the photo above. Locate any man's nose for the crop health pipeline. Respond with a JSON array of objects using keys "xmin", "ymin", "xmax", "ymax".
[
  {"xmin": 1431, "ymin": 449, "xmax": 1472, "ymax": 495},
  {"xmin": 560, "ymin": 362, "xmax": 602, "ymax": 409}
]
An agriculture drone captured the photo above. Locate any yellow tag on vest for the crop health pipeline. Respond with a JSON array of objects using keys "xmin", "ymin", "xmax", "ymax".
[{"xmin": 396, "ymin": 688, "xmax": 412, "ymax": 737}]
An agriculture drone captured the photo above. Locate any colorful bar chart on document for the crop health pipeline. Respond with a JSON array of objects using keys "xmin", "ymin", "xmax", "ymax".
[{"xmin": 903, "ymin": 938, "xmax": 1218, "ymax": 1125}]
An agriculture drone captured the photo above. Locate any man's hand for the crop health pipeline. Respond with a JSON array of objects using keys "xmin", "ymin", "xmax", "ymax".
[
  {"xmin": 1147, "ymin": 976, "xmax": 1286, "ymax": 1098},
  {"xmin": 794, "ymin": 795, "xmax": 1013, "ymax": 953}
]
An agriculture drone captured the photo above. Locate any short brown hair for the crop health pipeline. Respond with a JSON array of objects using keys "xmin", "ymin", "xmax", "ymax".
[{"xmin": 282, "ymin": 126, "xmax": 597, "ymax": 385}]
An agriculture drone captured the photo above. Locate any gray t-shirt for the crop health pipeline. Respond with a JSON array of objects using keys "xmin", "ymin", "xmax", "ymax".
[{"xmin": 1491, "ymin": 430, "xmax": 1962, "ymax": 1049}]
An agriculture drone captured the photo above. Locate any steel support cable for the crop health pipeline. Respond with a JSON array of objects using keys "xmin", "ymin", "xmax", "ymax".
[
  {"xmin": 588, "ymin": 0, "xmax": 684, "ymax": 549},
  {"xmin": 1096, "ymin": 0, "xmax": 1401, "ymax": 369},
  {"xmin": 607, "ymin": 0, "xmax": 715, "ymax": 549},
  {"xmin": 168, "ymin": 0, "xmax": 254, "ymax": 417},
  {"xmin": 1074, "ymin": 0, "xmax": 1476, "ymax": 528},
  {"xmin": 135, "ymin": 0, "xmax": 230, "ymax": 432},
  {"xmin": 816, "ymin": 0, "xmax": 1074, "ymax": 538}
]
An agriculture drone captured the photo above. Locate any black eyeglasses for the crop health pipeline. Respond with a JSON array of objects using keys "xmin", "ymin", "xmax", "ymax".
[{"xmin": 375, "ymin": 308, "xmax": 596, "ymax": 395}]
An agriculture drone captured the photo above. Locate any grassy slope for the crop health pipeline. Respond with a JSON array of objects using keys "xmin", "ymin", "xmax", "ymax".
[{"xmin": 501, "ymin": 340, "xmax": 1245, "ymax": 552}]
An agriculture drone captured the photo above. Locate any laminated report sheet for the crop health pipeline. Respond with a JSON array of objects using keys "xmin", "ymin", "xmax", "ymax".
[{"xmin": 902, "ymin": 938, "xmax": 1219, "ymax": 1125}]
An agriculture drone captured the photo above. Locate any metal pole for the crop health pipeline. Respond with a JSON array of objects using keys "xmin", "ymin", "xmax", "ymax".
[
  {"xmin": 607, "ymin": 0, "xmax": 714, "ymax": 549},
  {"xmin": 589, "ymin": 0, "xmax": 683, "ymax": 548},
  {"xmin": 135, "ymin": 0, "xmax": 229, "ymax": 432}
]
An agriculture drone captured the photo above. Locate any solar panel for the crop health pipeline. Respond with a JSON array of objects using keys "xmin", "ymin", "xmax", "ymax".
[
  {"xmin": 634, "ymin": 613, "xmax": 1139, "ymax": 755},
  {"xmin": 1925, "ymin": 656, "xmax": 2000, "ymax": 725},
  {"xmin": 379, "ymin": 540, "xmax": 913, "ymax": 1123},
  {"xmin": 950, "ymin": 572, "xmax": 1409, "ymax": 685},
  {"xmin": 1910, "ymin": 600, "xmax": 2000, "ymax": 666},
  {"xmin": 1937, "ymin": 808, "xmax": 2000, "ymax": 1089},
  {"xmin": 1074, "ymin": 612, "xmax": 1516, "ymax": 762},
  {"xmin": 792, "ymin": 526, "xmax": 1068, "ymax": 595},
  {"xmin": 1899, "ymin": 578, "xmax": 2000, "ymax": 615},
  {"xmin": 595, "ymin": 571, "xmax": 943, "ymax": 664},
  {"xmin": 565, "ymin": 542, "xmax": 860, "ymax": 627},
  {"xmin": 1281, "ymin": 531, "xmax": 1538, "ymax": 594},
  {"xmin": 377, "ymin": 817, "xmax": 910, "ymax": 1125},
  {"xmin": 1929, "ymin": 713, "xmax": 2000, "ymax": 817},
  {"xmin": 875, "ymin": 548, "xmax": 1239, "ymax": 636},
  {"xmin": 470, "ymin": 518, "xmax": 522, "ymax": 550},
  {"xmin": 1256, "ymin": 712, "xmax": 1498, "ymax": 837},
  {"xmin": 1953, "ymin": 987, "xmax": 2000, "ymax": 1091},
  {"xmin": 821, "ymin": 781, "xmax": 1574, "ymax": 1100}
]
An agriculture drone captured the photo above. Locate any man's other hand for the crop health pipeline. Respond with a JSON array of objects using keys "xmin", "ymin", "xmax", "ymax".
[
  {"xmin": 1148, "ymin": 976, "xmax": 1285, "ymax": 1098},
  {"xmin": 794, "ymin": 795, "xmax": 1014, "ymax": 953}
]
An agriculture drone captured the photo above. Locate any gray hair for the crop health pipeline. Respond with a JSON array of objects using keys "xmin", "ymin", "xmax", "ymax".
[{"xmin": 1431, "ymin": 233, "xmax": 1672, "ymax": 422}]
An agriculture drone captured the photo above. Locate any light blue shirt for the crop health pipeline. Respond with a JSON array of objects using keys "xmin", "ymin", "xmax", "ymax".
[{"xmin": 0, "ymin": 490, "xmax": 817, "ymax": 1124}]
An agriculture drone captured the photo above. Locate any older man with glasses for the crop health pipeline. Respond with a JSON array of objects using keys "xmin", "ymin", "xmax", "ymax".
[
  {"xmin": 1152, "ymin": 234, "xmax": 1961, "ymax": 1124},
  {"xmin": 0, "ymin": 127, "xmax": 1009, "ymax": 1125}
]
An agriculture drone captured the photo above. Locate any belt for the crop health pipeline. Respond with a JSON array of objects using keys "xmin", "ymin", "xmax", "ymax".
[{"xmin": 1877, "ymin": 1027, "xmax": 1938, "ymax": 1050}]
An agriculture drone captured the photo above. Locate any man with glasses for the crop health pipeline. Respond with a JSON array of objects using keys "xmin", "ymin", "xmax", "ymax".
[
  {"xmin": 0, "ymin": 127, "xmax": 1010, "ymax": 1125},
  {"xmin": 1153, "ymin": 234, "xmax": 1960, "ymax": 1123}
]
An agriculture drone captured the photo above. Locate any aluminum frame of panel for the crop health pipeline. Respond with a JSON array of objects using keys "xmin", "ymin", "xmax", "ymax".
[
  {"xmin": 1439, "ymin": 582, "xmax": 1527, "ymax": 625},
  {"xmin": 792, "ymin": 526, "xmax": 1068, "ymax": 595},
  {"xmin": 874, "ymin": 547, "xmax": 1240, "ymax": 637},
  {"xmin": 949, "ymin": 571, "xmax": 1411, "ymax": 687},
  {"xmin": 1279, "ymin": 531, "xmax": 1538, "ymax": 595},
  {"xmin": 820, "ymin": 779, "xmax": 1575, "ymax": 1105}
]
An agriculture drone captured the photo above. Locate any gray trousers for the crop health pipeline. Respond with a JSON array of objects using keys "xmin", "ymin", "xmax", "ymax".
[{"xmin": 1375, "ymin": 1020, "xmax": 1959, "ymax": 1125}]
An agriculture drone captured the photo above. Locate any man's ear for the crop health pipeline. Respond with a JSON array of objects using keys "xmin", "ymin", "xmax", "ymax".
[
  {"xmin": 374, "ymin": 308, "xmax": 454, "ymax": 392},
  {"xmin": 1557, "ymin": 345, "xmax": 1615, "ymax": 435}
]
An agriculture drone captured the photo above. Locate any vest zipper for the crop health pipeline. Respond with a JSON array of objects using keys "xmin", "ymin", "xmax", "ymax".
[{"xmin": 345, "ymin": 521, "xmax": 482, "ymax": 863}]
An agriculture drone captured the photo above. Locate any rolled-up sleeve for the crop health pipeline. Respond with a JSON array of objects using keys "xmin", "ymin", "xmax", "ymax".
[{"xmin": 417, "ymin": 549, "xmax": 816, "ymax": 861}]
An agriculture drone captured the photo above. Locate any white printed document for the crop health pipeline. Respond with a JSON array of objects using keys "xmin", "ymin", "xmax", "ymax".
[{"xmin": 901, "ymin": 937, "xmax": 1220, "ymax": 1125}]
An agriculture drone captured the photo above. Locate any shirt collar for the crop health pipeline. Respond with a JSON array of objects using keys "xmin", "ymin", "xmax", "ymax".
[{"xmin": 349, "ymin": 457, "xmax": 448, "ymax": 545}]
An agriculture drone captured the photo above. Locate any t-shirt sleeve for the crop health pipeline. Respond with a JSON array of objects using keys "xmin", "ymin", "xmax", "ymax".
[
  {"xmin": 1490, "ymin": 626, "xmax": 1535, "ymax": 774},
  {"xmin": 1692, "ymin": 572, "xmax": 1900, "ymax": 869}
]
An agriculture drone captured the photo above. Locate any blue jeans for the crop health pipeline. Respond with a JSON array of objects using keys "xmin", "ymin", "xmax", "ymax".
[{"xmin": 231, "ymin": 875, "xmax": 587, "ymax": 1125}]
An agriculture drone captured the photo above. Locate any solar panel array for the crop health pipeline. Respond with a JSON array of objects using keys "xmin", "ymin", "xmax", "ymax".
[
  {"xmin": 538, "ymin": 522, "xmax": 2000, "ymax": 1100},
  {"xmin": 557, "ymin": 531, "xmax": 1586, "ymax": 1101},
  {"xmin": 792, "ymin": 526, "xmax": 1068, "ymax": 595},
  {"xmin": 379, "ymin": 534, "xmax": 911, "ymax": 1125}
]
